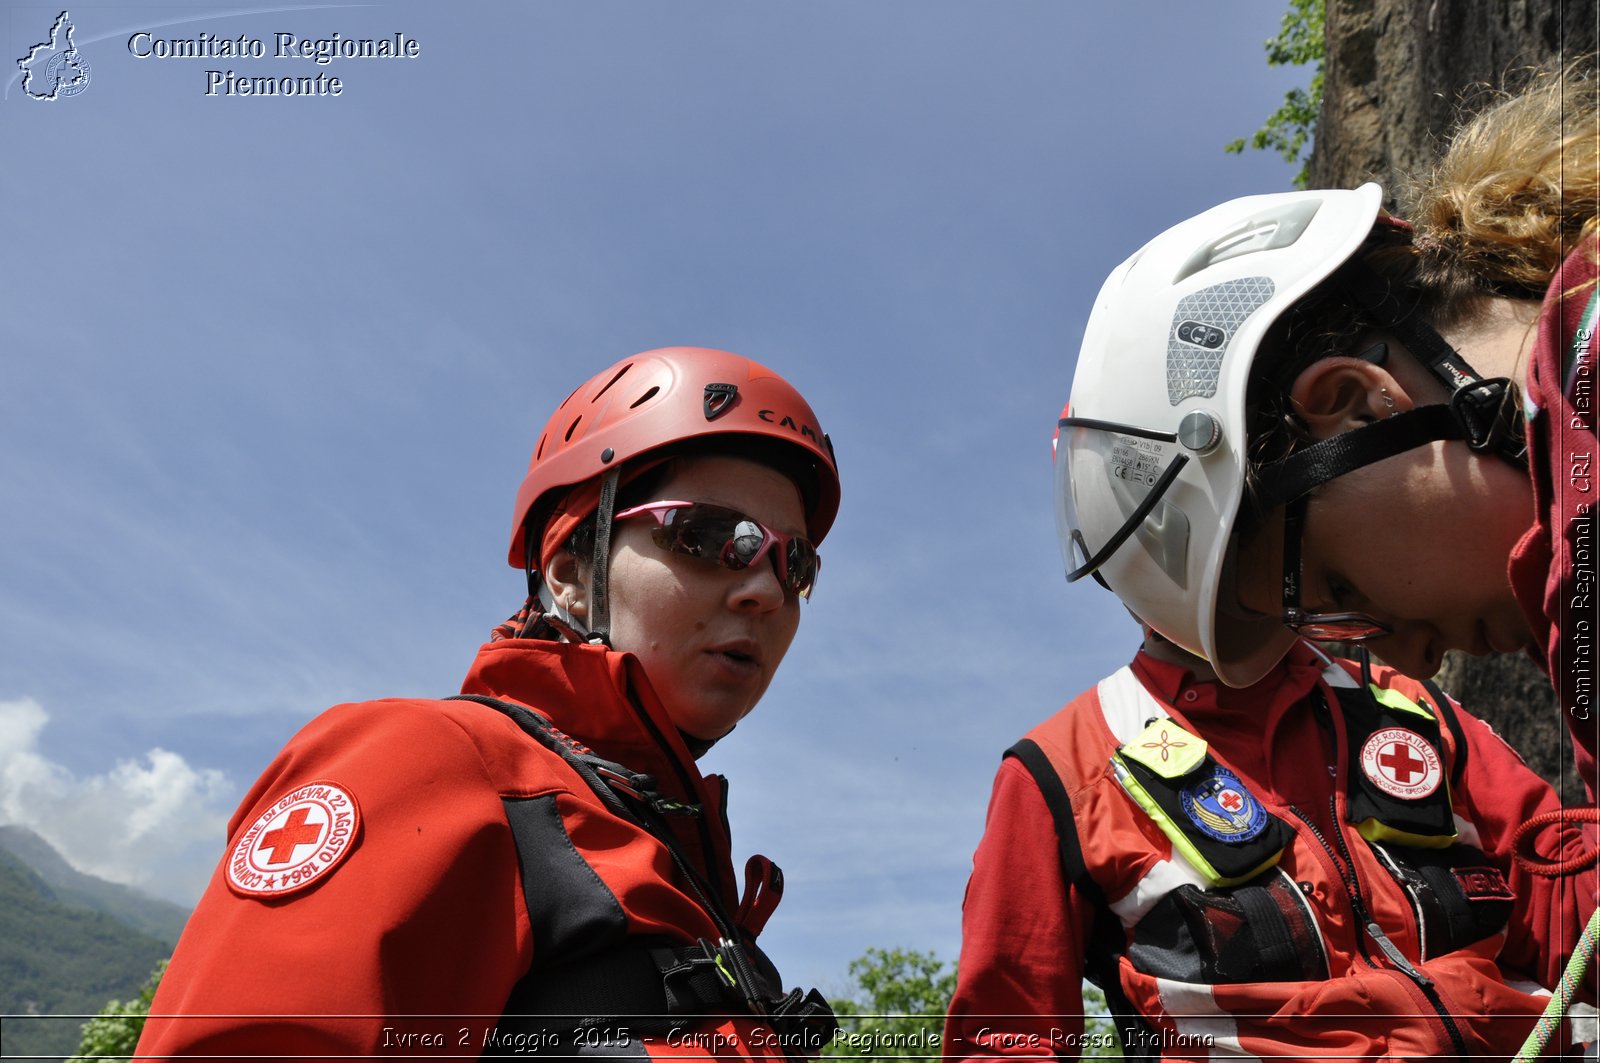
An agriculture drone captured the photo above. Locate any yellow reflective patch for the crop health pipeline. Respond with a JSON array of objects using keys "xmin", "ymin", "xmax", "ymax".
[
  {"xmin": 1370, "ymin": 685, "xmax": 1435, "ymax": 720},
  {"xmin": 1355, "ymin": 816, "xmax": 1456, "ymax": 849},
  {"xmin": 1120, "ymin": 719, "xmax": 1208, "ymax": 778},
  {"xmin": 1111, "ymin": 756, "xmax": 1282, "ymax": 888}
]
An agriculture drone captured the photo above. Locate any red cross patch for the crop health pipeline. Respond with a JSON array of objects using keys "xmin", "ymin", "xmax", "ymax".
[
  {"xmin": 1359, "ymin": 728, "xmax": 1443, "ymax": 800},
  {"xmin": 226, "ymin": 780, "xmax": 361, "ymax": 899}
]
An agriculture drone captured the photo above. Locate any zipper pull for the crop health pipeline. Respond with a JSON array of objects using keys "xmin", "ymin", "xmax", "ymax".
[{"xmin": 1365, "ymin": 921, "xmax": 1432, "ymax": 986}]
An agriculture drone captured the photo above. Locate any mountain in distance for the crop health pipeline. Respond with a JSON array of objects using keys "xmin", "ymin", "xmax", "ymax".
[
  {"xmin": 0, "ymin": 825, "xmax": 191, "ymax": 946},
  {"xmin": 0, "ymin": 825, "xmax": 191, "ymax": 1062}
]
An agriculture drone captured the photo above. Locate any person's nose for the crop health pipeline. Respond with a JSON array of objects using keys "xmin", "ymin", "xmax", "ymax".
[{"xmin": 728, "ymin": 552, "xmax": 788, "ymax": 613}]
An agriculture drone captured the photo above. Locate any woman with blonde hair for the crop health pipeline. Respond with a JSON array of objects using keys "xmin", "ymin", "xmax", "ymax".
[
  {"xmin": 1058, "ymin": 65, "xmax": 1600, "ymax": 788},
  {"xmin": 943, "ymin": 67, "xmax": 1599, "ymax": 1060}
]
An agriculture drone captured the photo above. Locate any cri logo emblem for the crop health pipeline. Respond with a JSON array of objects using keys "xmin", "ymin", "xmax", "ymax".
[{"xmin": 1175, "ymin": 320, "xmax": 1227, "ymax": 349}]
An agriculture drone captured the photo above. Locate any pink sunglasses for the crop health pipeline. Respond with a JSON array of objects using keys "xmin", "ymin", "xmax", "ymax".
[{"xmin": 613, "ymin": 500, "xmax": 820, "ymax": 599}]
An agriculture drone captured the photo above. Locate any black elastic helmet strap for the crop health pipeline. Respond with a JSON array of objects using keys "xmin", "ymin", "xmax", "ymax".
[
  {"xmin": 1255, "ymin": 404, "xmax": 1468, "ymax": 507},
  {"xmin": 1338, "ymin": 261, "xmax": 1527, "ymax": 469},
  {"xmin": 1254, "ymin": 254, "xmax": 1529, "ymax": 507},
  {"xmin": 1340, "ymin": 266, "xmax": 1482, "ymax": 391},
  {"xmin": 1255, "ymin": 375, "xmax": 1527, "ymax": 508}
]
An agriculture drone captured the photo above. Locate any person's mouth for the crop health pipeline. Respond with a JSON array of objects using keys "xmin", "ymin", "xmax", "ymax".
[{"xmin": 708, "ymin": 639, "xmax": 762, "ymax": 675}]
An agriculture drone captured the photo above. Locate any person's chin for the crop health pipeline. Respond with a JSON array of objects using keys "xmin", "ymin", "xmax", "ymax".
[{"xmin": 671, "ymin": 689, "xmax": 754, "ymax": 741}]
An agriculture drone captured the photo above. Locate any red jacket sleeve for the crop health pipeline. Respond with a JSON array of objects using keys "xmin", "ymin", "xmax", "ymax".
[
  {"xmin": 1447, "ymin": 700, "xmax": 1598, "ymax": 999},
  {"xmin": 135, "ymin": 700, "xmax": 536, "ymax": 1059},
  {"xmin": 1513, "ymin": 242, "xmax": 1600, "ymax": 792},
  {"xmin": 943, "ymin": 757, "xmax": 1110, "ymax": 1062}
]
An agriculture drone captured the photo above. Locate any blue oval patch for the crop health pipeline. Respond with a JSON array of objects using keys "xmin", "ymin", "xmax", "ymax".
[{"xmin": 1180, "ymin": 766, "xmax": 1267, "ymax": 844}]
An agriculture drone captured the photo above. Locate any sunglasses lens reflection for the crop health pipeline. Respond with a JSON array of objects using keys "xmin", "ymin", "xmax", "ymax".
[{"xmin": 648, "ymin": 505, "xmax": 818, "ymax": 597}]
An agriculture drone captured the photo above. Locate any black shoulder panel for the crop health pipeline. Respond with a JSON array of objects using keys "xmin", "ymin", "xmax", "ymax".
[{"xmin": 503, "ymin": 795, "xmax": 629, "ymax": 960}]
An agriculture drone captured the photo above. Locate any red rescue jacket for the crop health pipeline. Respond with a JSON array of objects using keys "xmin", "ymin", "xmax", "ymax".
[
  {"xmin": 944, "ymin": 644, "xmax": 1596, "ymax": 1061},
  {"xmin": 1511, "ymin": 239, "xmax": 1600, "ymax": 795},
  {"xmin": 136, "ymin": 637, "xmax": 814, "ymax": 1060}
]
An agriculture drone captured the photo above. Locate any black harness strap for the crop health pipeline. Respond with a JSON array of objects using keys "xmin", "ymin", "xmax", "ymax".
[
  {"xmin": 1006, "ymin": 739, "xmax": 1158, "ymax": 1063},
  {"xmin": 1421, "ymin": 678, "xmax": 1470, "ymax": 790},
  {"xmin": 448, "ymin": 694, "xmax": 837, "ymax": 1060}
]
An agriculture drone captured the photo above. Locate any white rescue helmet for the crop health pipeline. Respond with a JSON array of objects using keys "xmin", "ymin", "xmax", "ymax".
[{"xmin": 1055, "ymin": 184, "xmax": 1385, "ymax": 687}]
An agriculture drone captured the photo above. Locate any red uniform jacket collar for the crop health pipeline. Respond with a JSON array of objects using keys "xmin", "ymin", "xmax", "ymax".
[
  {"xmin": 459, "ymin": 637, "xmax": 706, "ymax": 805},
  {"xmin": 1129, "ymin": 641, "xmax": 1337, "ymax": 804}
]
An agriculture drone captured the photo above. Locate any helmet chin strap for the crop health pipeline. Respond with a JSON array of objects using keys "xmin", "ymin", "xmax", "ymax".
[
  {"xmin": 584, "ymin": 467, "xmax": 622, "ymax": 647},
  {"xmin": 1257, "ymin": 260, "xmax": 1528, "ymax": 507},
  {"xmin": 1257, "ymin": 392, "xmax": 1497, "ymax": 506},
  {"xmin": 521, "ymin": 466, "xmax": 623, "ymax": 645}
]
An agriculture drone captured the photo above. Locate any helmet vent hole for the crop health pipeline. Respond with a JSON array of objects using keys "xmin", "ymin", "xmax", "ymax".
[
  {"xmin": 593, "ymin": 363, "xmax": 632, "ymax": 400},
  {"xmin": 629, "ymin": 386, "xmax": 660, "ymax": 409},
  {"xmin": 564, "ymin": 416, "xmax": 583, "ymax": 442},
  {"xmin": 535, "ymin": 435, "xmax": 546, "ymax": 460}
]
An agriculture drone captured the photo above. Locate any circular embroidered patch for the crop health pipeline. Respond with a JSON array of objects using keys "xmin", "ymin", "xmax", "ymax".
[
  {"xmin": 226, "ymin": 780, "xmax": 361, "ymax": 898},
  {"xmin": 1360, "ymin": 728, "xmax": 1443, "ymax": 800},
  {"xmin": 1179, "ymin": 766, "xmax": 1268, "ymax": 843}
]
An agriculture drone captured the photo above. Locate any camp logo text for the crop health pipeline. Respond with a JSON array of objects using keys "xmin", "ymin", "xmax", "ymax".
[{"xmin": 127, "ymin": 30, "xmax": 422, "ymax": 97}]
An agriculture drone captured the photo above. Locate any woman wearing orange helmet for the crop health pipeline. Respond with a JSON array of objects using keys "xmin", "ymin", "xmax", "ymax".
[{"xmin": 137, "ymin": 347, "xmax": 841, "ymax": 1059}]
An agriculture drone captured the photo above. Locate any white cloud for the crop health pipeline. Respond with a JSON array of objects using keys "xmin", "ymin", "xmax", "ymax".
[{"xmin": 0, "ymin": 697, "xmax": 233, "ymax": 905}]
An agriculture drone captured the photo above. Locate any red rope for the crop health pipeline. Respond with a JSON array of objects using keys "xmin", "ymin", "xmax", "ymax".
[{"xmin": 1511, "ymin": 806, "xmax": 1600, "ymax": 877}]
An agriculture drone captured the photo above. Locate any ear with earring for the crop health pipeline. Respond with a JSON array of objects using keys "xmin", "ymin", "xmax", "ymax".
[{"xmin": 1380, "ymin": 387, "xmax": 1396, "ymax": 416}]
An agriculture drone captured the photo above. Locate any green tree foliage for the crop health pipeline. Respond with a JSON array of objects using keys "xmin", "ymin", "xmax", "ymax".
[
  {"xmin": 68, "ymin": 958, "xmax": 166, "ymax": 1063},
  {"xmin": 0, "ymin": 849, "xmax": 172, "ymax": 1060},
  {"xmin": 824, "ymin": 947, "xmax": 1120, "ymax": 1061},
  {"xmin": 1225, "ymin": 0, "xmax": 1326, "ymax": 187},
  {"xmin": 1076, "ymin": 984, "xmax": 1123, "ymax": 1060},
  {"xmin": 826, "ymin": 947, "xmax": 953, "ymax": 1061}
]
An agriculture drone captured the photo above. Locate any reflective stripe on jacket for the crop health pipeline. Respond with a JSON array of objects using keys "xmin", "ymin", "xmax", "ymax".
[{"xmin": 944, "ymin": 643, "xmax": 1596, "ymax": 1062}]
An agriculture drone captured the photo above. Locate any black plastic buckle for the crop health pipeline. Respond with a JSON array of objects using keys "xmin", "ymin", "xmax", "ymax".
[
  {"xmin": 590, "ymin": 762, "xmax": 703, "ymax": 817},
  {"xmin": 1449, "ymin": 377, "xmax": 1527, "ymax": 468},
  {"xmin": 767, "ymin": 987, "xmax": 839, "ymax": 1055}
]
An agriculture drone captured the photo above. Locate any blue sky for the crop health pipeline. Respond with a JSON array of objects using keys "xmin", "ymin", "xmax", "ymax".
[{"xmin": 0, "ymin": 1, "xmax": 1302, "ymax": 992}]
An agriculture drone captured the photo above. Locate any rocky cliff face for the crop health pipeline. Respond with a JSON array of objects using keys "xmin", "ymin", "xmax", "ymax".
[
  {"xmin": 1308, "ymin": 0, "xmax": 1595, "ymax": 794},
  {"xmin": 1309, "ymin": 0, "xmax": 1597, "ymax": 193}
]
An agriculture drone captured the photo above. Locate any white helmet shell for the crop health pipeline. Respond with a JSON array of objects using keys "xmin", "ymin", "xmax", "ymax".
[{"xmin": 1056, "ymin": 183, "xmax": 1385, "ymax": 686}]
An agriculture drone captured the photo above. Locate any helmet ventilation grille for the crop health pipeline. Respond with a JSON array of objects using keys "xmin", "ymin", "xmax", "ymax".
[
  {"xmin": 564, "ymin": 416, "xmax": 583, "ymax": 442},
  {"xmin": 629, "ymin": 386, "xmax": 660, "ymax": 409},
  {"xmin": 593, "ymin": 363, "xmax": 632, "ymax": 400}
]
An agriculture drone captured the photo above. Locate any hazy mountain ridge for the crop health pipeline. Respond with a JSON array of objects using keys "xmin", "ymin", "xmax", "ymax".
[
  {"xmin": 0, "ymin": 825, "xmax": 190, "ymax": 1061},
  {"xmin": 0, "ymin": 825, "xmax": 191, "ymax": 946}
]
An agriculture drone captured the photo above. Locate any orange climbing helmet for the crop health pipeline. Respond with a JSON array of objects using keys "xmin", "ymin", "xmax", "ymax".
[{"xmin": 509, "ymin": 346, "xmax": 841, "ymax": 569}]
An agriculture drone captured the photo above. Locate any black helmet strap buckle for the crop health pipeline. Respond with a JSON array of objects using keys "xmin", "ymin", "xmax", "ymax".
[
  {"xmin": 1450, "ymin": 376, "xmax": 1527, "ymax": 465},
  {"xmin": 1340, "ymin": 261, "xmax": 1527, "ymax": 470}
]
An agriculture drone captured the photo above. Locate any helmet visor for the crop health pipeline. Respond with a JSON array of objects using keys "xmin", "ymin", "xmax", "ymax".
[{"xmin": 1054, "ymin": 417, "xmax": 1191, "ymax": 585}]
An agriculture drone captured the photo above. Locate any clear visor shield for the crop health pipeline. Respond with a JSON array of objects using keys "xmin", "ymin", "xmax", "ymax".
[{"xmin": 1054, "ymin": 418, "xmax": 1192, "ymax": 587}]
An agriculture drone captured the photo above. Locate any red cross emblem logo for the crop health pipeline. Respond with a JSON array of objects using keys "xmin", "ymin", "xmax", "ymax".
[
  {"xmin": 1218, "ymin": 788, "xmax": 1244, "ymax": 813},
  {"xmin": 1378, "ymin": 742, "xmax": 1426, "ymax": 785},
  {"xmin": 258, "ymin": 806, "xmax": 325, "ymax": 865},
  {"xmin": 1360, "ymin": 728, "xmax": 1442, "ymax": 799},
  {"xmin": 227, "ymin": 781, "xmax": 361, "ymax": 899}
]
